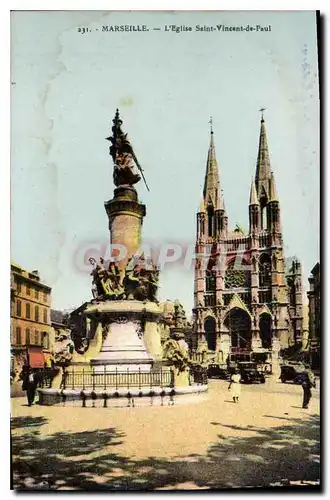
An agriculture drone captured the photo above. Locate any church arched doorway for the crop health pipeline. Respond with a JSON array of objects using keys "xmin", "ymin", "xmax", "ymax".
[
  {"xmin": 224, "ymin": 308, "xmax": 251, "ymax": 350},
  {"xmin": 259, "ymin": 313, "xmax": 272, "ymax": 349},
  {"xmin": 204, "ymin": 316, "xmax": 216, "ymax": 351}
]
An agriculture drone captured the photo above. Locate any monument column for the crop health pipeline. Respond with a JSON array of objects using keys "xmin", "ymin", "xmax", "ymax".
[
  {"xmin": 105, "ymin": 186, "xmax": 146, "ymax": 274},
  {"xmin": 87, "ymin": 108, "xmax": 161, "ymax": 373},
  {"xmin": 103, "ymin": 108, "xmax": 148, "ymax": 275}
]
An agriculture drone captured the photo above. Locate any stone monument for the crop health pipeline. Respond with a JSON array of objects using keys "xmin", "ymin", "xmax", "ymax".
[
  {"xmin": 38, "ymin": 110, "xmax": 208, "ymax": 405},
  {"xmin": 85, "ymin": 109, "xmax": 162, "ymax": 373}
]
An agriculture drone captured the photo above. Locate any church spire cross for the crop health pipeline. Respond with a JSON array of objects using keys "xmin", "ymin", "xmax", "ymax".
[
  {"xmin": 209, "ymin": 116, "xmax": 213, "ymax": 134},
  {"xmin": 259, "ymin": 107, "xmax": 266, "ymax": 121}
]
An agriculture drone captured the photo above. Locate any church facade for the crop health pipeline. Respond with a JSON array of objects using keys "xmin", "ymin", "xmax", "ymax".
[{"xmin": 192, "ymin": 114, "xmax": 304, "ymax": 363}]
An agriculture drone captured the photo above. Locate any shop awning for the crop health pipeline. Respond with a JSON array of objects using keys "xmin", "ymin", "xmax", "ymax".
[{"xmin": 27, "ymin": 347, "xmax": 45, "ymax": 368}]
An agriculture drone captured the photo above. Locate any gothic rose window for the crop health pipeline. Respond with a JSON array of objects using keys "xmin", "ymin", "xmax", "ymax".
[{"xmin": 225, "ymin": 261, "xmax": 250, "ymax": 289}]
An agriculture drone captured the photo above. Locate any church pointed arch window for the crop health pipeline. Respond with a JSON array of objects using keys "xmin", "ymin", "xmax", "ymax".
[
  {"xmin": 205, "ymin": 269, "xmax": 216, "ymax": 292},
  {"xmin": 260, "ymin": 189, "xmax": 268, "ymax": 230},
  {"xmin": 207, "ymin": 206, "xmax": 214, "ymax": 237},
  {"xmin": 289, "ymin": 283, "xmax": 296, "ymax": 307},
  {"xmin": 259, "ymin": 253, "xmax": 271, "ymax": 288}
]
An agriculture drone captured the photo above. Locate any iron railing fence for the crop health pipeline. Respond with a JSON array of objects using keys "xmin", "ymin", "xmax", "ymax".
[
  {"xmin": 37, "ymin": 368, "xmax": 53, "ymax": 388},
  {"xmin": 38, "ymin": 365, "xmax": 208, "ymax": 390},
  {"xmin": 189, "ymin": 365, "xmax": 208, "ymax": 385},
  {"xmin": 39, "ymin": 367, "xmax": 175, "ymax": 390}
]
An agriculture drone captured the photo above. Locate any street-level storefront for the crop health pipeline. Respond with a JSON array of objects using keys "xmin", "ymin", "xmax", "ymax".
[{"xmin": 26, "ymin": 347, "xmax": 45, "ymax": 368}]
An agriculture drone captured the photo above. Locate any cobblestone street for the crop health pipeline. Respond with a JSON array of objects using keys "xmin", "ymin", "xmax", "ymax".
[{"xmin": 11, "ymin": 378, "xmax": 320, "ymax": 490}]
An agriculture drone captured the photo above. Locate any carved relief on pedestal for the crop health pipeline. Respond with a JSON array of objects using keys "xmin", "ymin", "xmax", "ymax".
[{"xmin": 116, "ymin": 316, "xmax": 129, "ymax": 324}]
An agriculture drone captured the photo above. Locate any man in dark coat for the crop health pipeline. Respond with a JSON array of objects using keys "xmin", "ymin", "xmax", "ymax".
[
  {"xmin": 26, "ymin": 369, "xmax": 38, "ymax": 406},
  {"xmin": 301, "ymin": 369, "xmax": 316, "ymax": 409}
]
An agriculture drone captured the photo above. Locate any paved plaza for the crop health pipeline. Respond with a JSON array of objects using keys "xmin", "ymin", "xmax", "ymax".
[{"xmin": 11, "ymin": 378, "xmax": 320, "ymax": 491}]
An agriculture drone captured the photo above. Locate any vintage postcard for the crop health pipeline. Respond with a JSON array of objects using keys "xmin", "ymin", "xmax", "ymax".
[{"xmin": 10, "ymin": 10, "xmax": 320, "ymax": 491}]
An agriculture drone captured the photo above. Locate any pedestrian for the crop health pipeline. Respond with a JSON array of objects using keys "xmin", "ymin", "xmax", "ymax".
[
  {"xmin": 228, "ymin": 368, "xmax": 241, "ymax": 403},
  {"xmin": 301, "ymin": 369, "xmax": 316, "ymax": 409},
  {"xmin": 26, "ymin": 369, "xmax": 38, "ymax": 406},
  {"xmin": 60, "ymin": 369, "xmax": 69, "ymax": 389}
]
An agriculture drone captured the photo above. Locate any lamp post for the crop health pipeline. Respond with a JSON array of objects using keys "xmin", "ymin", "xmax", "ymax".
[{"xmin": 270, "ymin": 299, "xmax": 280, "ymax": 378}]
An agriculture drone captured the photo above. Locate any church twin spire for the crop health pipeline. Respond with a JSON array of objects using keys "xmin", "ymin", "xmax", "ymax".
[
  {"xmin": 254, "ymin": 109, "xmax": 278, "ymax": 205},
  {"xmin": 202, "ymin": 119, "xmax": 223, "ymax": 211},
  {"xmin": 199, "ymin": 110, "xmax": 280, "ymax": 227}
]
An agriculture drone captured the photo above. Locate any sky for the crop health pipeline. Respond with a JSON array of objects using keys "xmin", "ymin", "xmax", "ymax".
[{"xmin": 11, "ymin": 10, "xmax": 320, "ymax": 317}]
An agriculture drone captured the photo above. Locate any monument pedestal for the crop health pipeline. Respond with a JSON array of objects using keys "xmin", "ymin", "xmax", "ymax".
[{"xmin": 85, "ymin": 300, "xmax": 161, "ymax": 373}]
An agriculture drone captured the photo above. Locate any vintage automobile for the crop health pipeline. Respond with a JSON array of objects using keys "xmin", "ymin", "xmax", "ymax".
[
  {"xmin": 238, "ymin": 362, "xmax": 266, "ymax": 384},
  {"xmin": 207, "ymin": 363, "xmax": 230, "ymax": 380},
  {"xmin": 280, "ymin": 362, "xmax": 308, "ymax": 384}
]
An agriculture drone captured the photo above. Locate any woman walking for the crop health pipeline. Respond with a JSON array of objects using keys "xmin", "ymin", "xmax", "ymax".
[{"xmin": 228, "ymin": 369, "xmax": 241, "ymax": 403}]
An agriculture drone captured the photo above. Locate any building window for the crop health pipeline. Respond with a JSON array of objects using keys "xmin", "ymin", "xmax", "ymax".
[
  {"xmin": 43, "ymin": 308, "xmax": 48, "ymax": 324},
  {"xmin": 259, "ymin": 254, "xmax": 271, "ymax": 288},
  {"xmin": 43, "ymin": 332, "xmax": 49, "ymax": 350},
  {"xmin": 204, "ymin": 294, "xmax": 216, "ymax": 307},
  {"xmin": 239, "ymin": 292, "xmax": 251, "ymax": 306},
  {"xmin": 289, "ymin": 285, "xmax": 296, "ymax": 308},
  {"xmin": 34, "ymin": 331, "xmax": 39, "ymax": 345},
  {"xmin": 16, "ymin": 300, "xmax": 21, "ymax": 317},
  {"xmin": 205, "ymin": 271, "xmax": 216, "ymax": 292},
  {"xmin": 26, "ymin": 328, "xmax": 30, "ymax": 345},
  {"xmin": 261, "ymin": 207, "xmax": 267, "ymax": 230},
  {"xmin": 223, "ymin": 294, "xmax": 233, "ymax": 306},
  {"xmin": 207, "ymin": 207, "xmax": 214, "ymax": 237},
  {"xmin": 35, "ymin": 288, "xmax": 39, "ymax": 300},
  {"xmin": 16, "ymin": 326, "xmax": 22, "ymax": 345},
  {"xmin": 34, "ymin": 306, "xmax": 39, "ymax": 322},
  {"xmin": 17, "ymin": 281, "xmax": 21, "ymax": 293},
  {"xmin": 26, "ymin": 284, "xmax": 31, "ymax": 295},
  {"xmin": 259, "ymin": 290, "xmax": 272, "ymax": 304},
  {"xmin": 43, "ymin": 292, "xmax": 47, "ymax": 303},
  {"xmin": 26, "ymin": 303, "xmax": 31, "ymax": 319}
]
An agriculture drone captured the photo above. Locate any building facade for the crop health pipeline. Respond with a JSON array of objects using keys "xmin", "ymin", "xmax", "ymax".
[
  {"xmin": 192, "ymin": 114, "xmax": 304, "ymax": 363},
  {"xmin": 307, "ymin": 262, "xmax": 320, "ymax": 369},
  {"xmin": 11, "ymin": 263, "xmax": 53, "ymax": 377}
]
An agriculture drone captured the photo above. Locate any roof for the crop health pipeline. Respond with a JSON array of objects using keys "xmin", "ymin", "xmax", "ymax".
[
  {"xmin": 70, "ymin": 302, "xmax": 90, "ymax": 315},
  {"xmin": 227, "ymin": 226, "xmax": 246, "ymax": 238},
  {"xmin": 51, "ymin": 309, "xmax": 65, "ymax": 325},
  {"xmin": 311, "ymin": 262, "xmax": 320, "ymax": 275},
  {"xmin": 11, "ymin": 262, "xmax": 51, "ymax": 290},
  {"xmin": 11, "ymin": 262, "xmax": 22, "ymax": 271}
]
